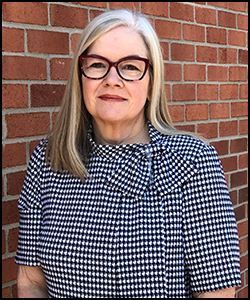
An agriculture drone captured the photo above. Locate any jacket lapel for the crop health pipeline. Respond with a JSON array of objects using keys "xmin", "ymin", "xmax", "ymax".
[
  {"xmin": 105, "ymin": 150, "xmax": 152, "ymax": 198},
  {"xmin": 154, "ymin": 146, "xmax": 198, "ymax": 197},
  {"xmin": 105, "ymin": 141, "xmax": 199, "ymax": 198}
]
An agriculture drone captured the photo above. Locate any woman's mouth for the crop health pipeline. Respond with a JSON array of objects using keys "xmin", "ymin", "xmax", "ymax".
[{"xmin": 99, "ymin": 94, "xmax": 127, "ymax": 102}]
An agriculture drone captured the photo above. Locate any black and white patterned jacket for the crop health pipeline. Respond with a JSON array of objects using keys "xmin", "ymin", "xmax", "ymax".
[{"xmin": 15, "ymin": 122, "xmax": 241, "ymax": 298}]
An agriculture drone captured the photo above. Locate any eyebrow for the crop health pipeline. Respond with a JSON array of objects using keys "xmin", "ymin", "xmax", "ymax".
[{"xmin": 88, "ymin": 54, "xmax": 145, "ymax": 60}]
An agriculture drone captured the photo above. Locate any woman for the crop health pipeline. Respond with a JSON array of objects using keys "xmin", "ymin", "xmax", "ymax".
[{"xmin": 15, "ymin": 9, "xmax": 241, "ymax": 298}]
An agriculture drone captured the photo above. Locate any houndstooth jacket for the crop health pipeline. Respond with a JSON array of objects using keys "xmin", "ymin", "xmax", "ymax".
[{"xmin": 15, "ymin": 122, "xmax": 241, "ymax": 298}]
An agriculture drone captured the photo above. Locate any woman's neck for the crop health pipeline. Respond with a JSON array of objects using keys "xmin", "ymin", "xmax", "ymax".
[{"xmin": 92, "ymin": 118, "xmax": 151, "ymax": 145}]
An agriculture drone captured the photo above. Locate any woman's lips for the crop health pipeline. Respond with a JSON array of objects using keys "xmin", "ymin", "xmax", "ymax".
[{"xmin": 99, "ymin": 94, "xmax": 126, "ymax": 102}]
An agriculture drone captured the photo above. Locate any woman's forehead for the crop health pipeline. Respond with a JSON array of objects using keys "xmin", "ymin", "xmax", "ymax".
[{"xmin": 87, "ymin": 26, "xmax": 148, "ymax": 59}]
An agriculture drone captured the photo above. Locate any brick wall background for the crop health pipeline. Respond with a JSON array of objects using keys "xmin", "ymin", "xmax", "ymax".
[{"xmin": 2, "ymin": 2, "xmax": 248, "ymax": 298}]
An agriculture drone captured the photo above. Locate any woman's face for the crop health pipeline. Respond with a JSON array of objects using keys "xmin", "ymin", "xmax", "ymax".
[{"xmin": 81, "ymin": 26, "xmax": 150, "ymax": 127}]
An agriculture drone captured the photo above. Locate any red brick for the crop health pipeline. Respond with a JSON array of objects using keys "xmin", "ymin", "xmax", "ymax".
[
  {"xmin": 210, "ymin": 140, "xmax": 229, "ymax": 156},
  {"xmin": 231, "ymin": 170, "xmax": 247, "ymax": 188},
  {"xmin": 155, "ymin": 20, "xmax": 181, "ymax": 40},
  {"xmin": 2, "ymin": 286, "xmax": 11, "ymax": 298},
  {"xmin": 207, "ymin": 66, "xmax": 228, "ymax": 82},
  {"xmin": 230, "ymin": 138, "xmax": 247, "ymax": 153},
  {"xmin": 50, "ymin": 58, "xmax": 72, "ymax": 80},
  {"xmin": 2, "ymin": 143, "xmax": 26, "ymax": 168},
  {"xmin": 71, "ymin": 33, "xmax": 81, "ymax": 54},
  {"xmin": 77, "ymin": 2, "xmax": 107, "ymax": 8},
  {"xmin": 8, "ymin": 227, "xmax": 19, "ymax": 253},
  {"xmin": 218, "ymin": 11, "xmax": 236, "ymax": 28},
  {"xmin": 183, "ymin": 24, "xmax": 205, "ymax": 42},
  {"xmin": 231, "ymin": 102, "xmax": 248, "ymax": 117},
  {"xmin": 238, "ymin": 286, "xmax": 248, "ymax": 298},
  {"xmin": 29, "ymin": 140, "xmax": 41, "ymax": 157},
  {"xmin": 27, "ymin": 30, "xmax": 69, "ymax": 54},
  {"xmin": 240, "ymin": 84, "xmax": 248, "ymax": 99},
  {"xmin": 2, "ymin": 230, "xmax": 6, "ymax": 255},
  {"xmin": 239, "ymin": 187, "xmax": 248, "ymax": 204},
  {"xmin": 171, "ymin": 43, "xmax": 194, "ymax": 61},
  {"xmin": 210, "ymin": 103, "xmax": 230, "ymax": 119},
  {"xmin": 141, "ymin": 2, "xmax": 168, "ymax": 17},
  {"xmin": 2, "ymin": 27, "xmax": 24, "ymax": 52},
  {"xmin": 229, "ymin": 66, "xmax": 247, "ymax": 82},
  {"xmin": 195, "ymin": 6, "xmax": 217, "ymax": 25},
  {"xmin": 164, "ymin": 63, "xmax": 182, "ymax": 81},
  {"xmin": 240, "ymin": 254, "xmax": 248, "ymax": 272},
  {"xmin": 225, "ymin": 174, "xmax": 230, "ymax": 189},
  {"xmin": 170, "ymin": 2, "xmax": 194, "ymax": 22},
  {"xmin": 239, "ymin": 49, "xmax": 248, "ymax": 64},
  {"xmin": 229, "ymin": 190, "xmax": 237, "ymax": 206},
  {"xmin": 197, "ymin": 122, "xmax": 218, "ymax": 139},
  {"xmin": 160, "ymin": 42, "xmax": 169, "ymax": 60},
  {"xmin": 2, "ymin": 257, "xmax": 18, "ymax": 284},
  {"xmin": 109, "ymin": 2, "xmax": 140, "ymax": 11},
  {"xmin": 52, "ymin": 112, "xmax": 59, "ymax": 127},
  {"xmin": 175, "ymin": 124, "xmax": 196, "ymax": 133},
  {"xmin": 235, "ymin": 204, "xmax": 247, "ymax": 222},
  {"xmin": 2, "ymin": 199, "xmax": 19, "ymax": 225},
  {"xmin": 2, "ymin": 84, "xmax": 28, "ymax": 109},
  {"xmin": 207, "ymin": 27, "xmax": 227, "ymax": 44},
  {"xmin": 164, "ymin": 84, "xmax": 171, "ymax": 102},
  {"xmin": 228, "ymin": 30, "xmax": 246, "ymax": 47},
  {"xmin": 50, "ymin": 4, "xmax": 88, "ymax": 29},
  {"xmin": 208, "ymin": 3, "xmax": 227, "ymax": 9},
  {"xmin": 237, "ymin": 14, "xmax": 248, "ymax": 30},
  {"xmin": 2, "ymin": 56, "xmax": 47, "ymax": 80},
  {"xmin": 7, "ymin": 171, "xmax": 26, "ymax": 196},
  {"xmin": 239, "ymin": 153, "xmax": 248, "ymax": 169},
  {"xmin": 168, "ymin": 105, "xmax": 184, "ymax": 123},
  {"xmin": 89, "ymin": 9, "xmax": 106, "ymax": 21},
  {"xmin": 197, "ymin": 84, "xmax": 218, "ymax": 101},
  {"xmin": 6, "ymin": 112, "xmax": 50, "ymax": 138},
  {"xmin": 239, "ymin": 237, "xmax": 248, "ymax": 253},
  {"xmin": 218, "ymin": 48, "xmax": 237, "ymax": 64},
  {"xmin": 2, "ymin": 2, "xmax": 48, "ymax": 25},
  {"xmin": 197, "ymin": 46, "xmax": 217, "ymax": 63},
  {"xmin": 172, "ymin": 84, "xmax": 195, "ymax": 101},
  {"xmin": 186, "ymin": 104, "xmax": 208, "ymax": 121},
  {"xmin": 228, "ymin": 2, "xmax": 247, "ymax": 12},
  {"xmin": 31, "ymin": 84, "xmax": 65, "ymax": 107},
  {"xmin": 237, "ymin": 220, "xmax": 248, "ymax": 237},
  {"xmin": 12, "ymin": 283, "xmax": 18, "ymax": 299},
  {"xmin": 220, "ymin": 84, "xmax": 238, "ymax": 100},
  {"xmin": 184, "ymin": 64, "xmax": 206, "ymax": 81},
  {"xmin": 239, "ymin": 237, "xmax": 248, "ymax": 254},
  {"xmin": 219, "ymin": 120, "xmax": 238, "ymax": 137},
  {"xmin": 221, "ymin": 156, "xmax": 237, "ymax": 172},
  {"xmin": 239, "ymin": 119, "xmax": 248, "ymax": 135}
]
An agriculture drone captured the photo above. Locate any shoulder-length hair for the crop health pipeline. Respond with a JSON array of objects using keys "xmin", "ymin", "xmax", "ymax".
[{"xmin": 46, "ymin": 9, "xmax": 200, "ymax": 181}]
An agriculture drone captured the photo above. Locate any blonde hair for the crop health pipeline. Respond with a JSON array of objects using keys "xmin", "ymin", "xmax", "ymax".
[{"xmin": 46, "ymin": 9, "xmax": 200, "ymax": 181}]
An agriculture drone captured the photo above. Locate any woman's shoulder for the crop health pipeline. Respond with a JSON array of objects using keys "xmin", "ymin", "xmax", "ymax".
[
  {"xmin": 160, "ymin": 132, "xmax": 217, "ymax": 162},
  {"xmin": 28, "ymin": 137, "xmax": 49, "ymax": 167}
]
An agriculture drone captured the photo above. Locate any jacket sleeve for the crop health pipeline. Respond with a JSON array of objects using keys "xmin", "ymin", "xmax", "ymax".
[
  {"xmin": 182, "ymin": 144, "xmax": 241, "ymax": 293},
  {"xmin": 15, "ymin": 139, "xmax": 46, "ymax": 266}
]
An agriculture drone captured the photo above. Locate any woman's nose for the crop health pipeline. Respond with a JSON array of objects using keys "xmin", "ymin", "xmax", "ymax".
[{"xmin": 102, "ymin": 66, "xmax": 124, "ymax": 87}]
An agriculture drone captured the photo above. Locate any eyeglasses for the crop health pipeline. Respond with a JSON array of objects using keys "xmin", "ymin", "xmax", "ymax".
[{"xmin": 79, "ymin": 54, "xmax": 150, "ymax": 81}]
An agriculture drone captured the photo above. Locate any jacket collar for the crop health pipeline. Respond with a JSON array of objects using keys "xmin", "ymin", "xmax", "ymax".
[{"xmin": 104, "ymin": 123, "xmax": 199, "ymax": 198}]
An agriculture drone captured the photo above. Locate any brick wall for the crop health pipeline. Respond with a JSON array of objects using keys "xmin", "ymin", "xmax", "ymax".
[{"xmin": 2, "ymin": 2, "xmax": 248, "ymax": 298}]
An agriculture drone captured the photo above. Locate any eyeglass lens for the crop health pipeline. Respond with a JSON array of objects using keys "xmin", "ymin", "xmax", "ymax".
[{"xmin": 81, "ymin": 56, "xmax": 146, "ymax": 81}]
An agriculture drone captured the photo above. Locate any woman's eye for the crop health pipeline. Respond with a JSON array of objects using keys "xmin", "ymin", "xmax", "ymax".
[
  {"xmin": 89, "ymin": 62, "xmax": 106, "ymax": 69},
  {"xmin": 123, "ymin": 64, "xmax": 139, "ymax": 71}
]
